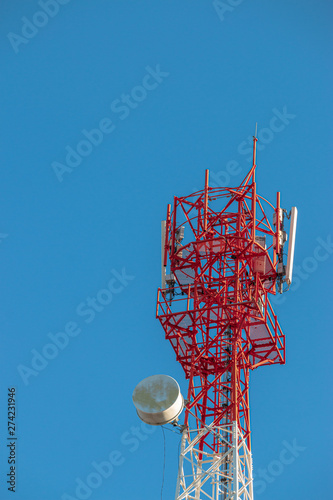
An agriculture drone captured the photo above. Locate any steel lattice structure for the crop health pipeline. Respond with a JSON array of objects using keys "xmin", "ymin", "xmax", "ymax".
[{"xmin": 157, "ymin": 138, "xmax": 287, "ymax": 499}]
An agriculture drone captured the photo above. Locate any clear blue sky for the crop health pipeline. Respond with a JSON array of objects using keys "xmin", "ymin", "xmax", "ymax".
[{"xmin": 0, "ymin": 1, "xmax": 332, "ymax": 499}]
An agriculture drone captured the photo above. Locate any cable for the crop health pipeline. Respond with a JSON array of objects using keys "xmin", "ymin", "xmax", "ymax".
[
  {"xmin": 177, "ymin": 433, "xmax": 182, "ymax": 473},
  {"xmin": 161, "ymin": 424, "xmax": 182, "ymax": 435},
  {"xmin": 161, "ymin": 426, "xmax": 166, "ymax": 500},
  {"xmin": 159, "ymin": 424, "xmax": 183, "ymax": 499}
]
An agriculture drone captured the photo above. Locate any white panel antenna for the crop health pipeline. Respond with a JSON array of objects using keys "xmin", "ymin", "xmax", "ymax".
[
  {"xmin": 285, "ymin": 207, "xmax": 298, "ymax": 285},
  {"xmin": 161, "ymin": 221, "xmax": 166, "ymax": 289}
]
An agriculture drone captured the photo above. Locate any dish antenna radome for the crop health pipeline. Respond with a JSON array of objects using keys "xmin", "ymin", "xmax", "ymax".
[{"xmin": 132, "ymin": 374, "xmax": 184, "ymax": 426}]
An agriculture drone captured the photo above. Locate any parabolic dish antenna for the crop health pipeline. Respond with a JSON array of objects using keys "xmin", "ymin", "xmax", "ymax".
[{"xmin": 132, "ymin": 374, "xmax": 184, "ymax": 425}]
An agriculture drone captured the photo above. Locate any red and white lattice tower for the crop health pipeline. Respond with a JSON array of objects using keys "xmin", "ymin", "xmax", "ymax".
[{"xmin": 157, "ymin": 137, "xmax": 290, "ymax": 499}]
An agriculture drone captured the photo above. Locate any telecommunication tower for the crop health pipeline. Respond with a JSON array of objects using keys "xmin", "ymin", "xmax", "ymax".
[{"xmin": 133, "ymin": 135, "xmax": 297, "ymax": 499}]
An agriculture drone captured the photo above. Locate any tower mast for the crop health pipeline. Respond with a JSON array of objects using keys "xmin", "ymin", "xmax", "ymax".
[{"xmin": 157, "ymin": 136, "xmax": 286, "ymax": 499}]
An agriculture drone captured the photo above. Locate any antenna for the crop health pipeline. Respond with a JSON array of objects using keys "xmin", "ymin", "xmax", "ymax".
[
  {"xmin": 285, "ymin": 207, "xmax": 298, "ymax": 285},
  {"xmin": 161, "ymin": 220, "xmax": 166, "ymax": 289},
  {"xmin": 132, "ymin": 374, "xmax": 184, "ymax": 425}
]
